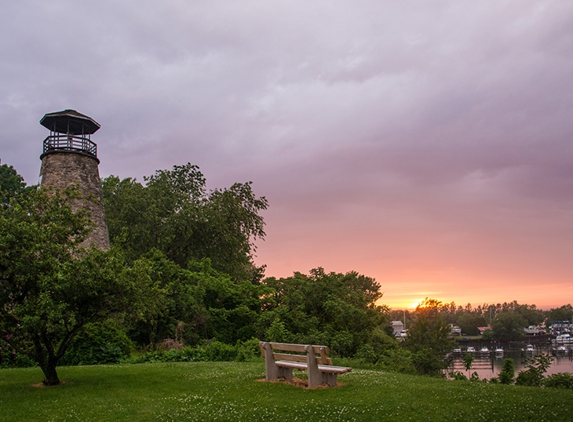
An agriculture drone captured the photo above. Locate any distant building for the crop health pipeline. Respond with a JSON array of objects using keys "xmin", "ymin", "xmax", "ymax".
[
  {"xmin": 390, "ymin": 321, "xmax": 404, "ymax": 337},
  {"xmin": 477, "ymin": 326, "xmax": 492, "ymax": 335}
]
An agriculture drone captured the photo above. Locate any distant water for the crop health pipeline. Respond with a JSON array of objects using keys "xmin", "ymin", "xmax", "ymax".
[{"xmin": 447, "ymin": 347, "xmax": 573, "ymax": 380}]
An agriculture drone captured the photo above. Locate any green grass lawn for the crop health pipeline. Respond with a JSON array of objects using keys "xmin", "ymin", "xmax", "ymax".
[{"xmin": 0, "ymin": 362, "xmax": 570, "ymax": 421}]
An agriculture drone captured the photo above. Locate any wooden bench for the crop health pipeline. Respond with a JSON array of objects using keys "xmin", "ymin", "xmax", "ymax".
[{"xmin": 259, "ymin": 341, "xmax": 352, "ymax": 387}]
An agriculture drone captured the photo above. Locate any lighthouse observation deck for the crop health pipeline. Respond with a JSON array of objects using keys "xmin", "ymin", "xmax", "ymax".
[{"xmin": 39, "ymin": 109, "xmax": 100, "ymax": 160}]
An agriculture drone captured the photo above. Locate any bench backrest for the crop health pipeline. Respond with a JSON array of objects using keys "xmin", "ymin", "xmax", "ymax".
[{"xmin": 259, "ymin": 342, "xmax": 332, "ymax": 365}]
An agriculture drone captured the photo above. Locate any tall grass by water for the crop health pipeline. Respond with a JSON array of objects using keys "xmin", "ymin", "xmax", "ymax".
[{"xmin": 1, "ymin": 361, "xmax": 570, "ymax": 421}]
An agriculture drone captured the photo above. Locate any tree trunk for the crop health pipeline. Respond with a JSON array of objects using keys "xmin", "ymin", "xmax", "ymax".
[{"xmin": 41, "ymin": 358, "xmax": 60, "ymax": 386}]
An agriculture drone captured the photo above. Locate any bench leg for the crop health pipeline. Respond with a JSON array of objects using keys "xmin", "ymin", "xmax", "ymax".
[
  {"xmin": 278, "ymin": 367, "xmax": 293, "ymax": 381},
  {"xmin": 324, "ymin": 372, "xmax": 337, "ymax": 387},
  {"xmin": 306, "ymin": 345, "xmax": 323, "ymax": 388},
  {"xmin": 262, "ymin": 342, "xmax": 294, "ymax": 382},
  {"xmin": 263, "ymin": 342, "xmax": 280, "ymax": 381}
]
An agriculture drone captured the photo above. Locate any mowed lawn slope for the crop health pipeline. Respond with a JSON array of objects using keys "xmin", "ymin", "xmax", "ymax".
[{"xmin": 0, "ymin": 362, "xmax": 570, "ymax": 421}]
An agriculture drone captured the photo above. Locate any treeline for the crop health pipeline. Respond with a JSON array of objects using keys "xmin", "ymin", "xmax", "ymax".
[{"xmin": 391, "ymin": 301, "xmax": 573, "ymax": 341}]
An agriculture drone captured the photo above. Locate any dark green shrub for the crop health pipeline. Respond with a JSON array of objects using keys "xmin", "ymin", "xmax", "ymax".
[
  {"xmin": 469, "ymin": 371, "xmax": 480, "ymax": 382},
  {"xmin": 329, "ymin": 330, "xmax": 355, "ymax": 357},
  {"xmin": 450, "ymin": 371, "xmax": 468, "ymax": 381},
  {"xmin": 235, "ymin": 338, "xmax": 261, "ymax": 361},
  {"xmin": 0, "ymin": 348, "xmax": 36, "ymax": 368},
  {"xmin": 60, "ymin": 320, "xmax": 132, "ymax": 366},
  {"xmin": 515, "ymin": 354, "xmax": 552, "ymax": 387},
  {"xmin": 355, "ymin": 344, "xmax": 378, "ymax": 364},
  {"xmin": 463, "ymin": 353, "xmax": 474, "ymax": 372},
  {"xmin": 498, "ymin": 358, "xmax": 515, "ymax": 385},
  {"xmin": 202, "ymin": 341, "xmax": 237, "ymax": 361},
  {"xmin": 544, "ymin": 372, "xmax": 573, "ymax": 389},
  {"xmin": 130, "ymin": 346, "xmax": 206, "ymax": 363},
  {"xmin": 265, "ymin": 320, "xmax": 289, "ymax": 343},
  {"xmin": 378, "ymin": 348, "xmax": 416, "ymax": 374},
  {"xmin": 412, "ymin": 347, "xmax": 447, "ymax": 377}
]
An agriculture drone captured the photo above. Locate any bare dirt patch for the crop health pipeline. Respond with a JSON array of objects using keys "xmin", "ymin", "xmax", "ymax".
[{"xmin": 31, "ymin": 381, "xmax": 66, "ymax": 388}]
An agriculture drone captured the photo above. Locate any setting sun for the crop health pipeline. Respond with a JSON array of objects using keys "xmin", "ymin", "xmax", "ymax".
[{"xmin": 409, "ymin": 299, "xmax": 423, "ymax": 309}]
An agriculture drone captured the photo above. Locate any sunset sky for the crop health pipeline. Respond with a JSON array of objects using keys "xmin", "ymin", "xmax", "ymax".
[{"xmin": 1, "ymin": 1, "xmax": 572, "ymax": 310}]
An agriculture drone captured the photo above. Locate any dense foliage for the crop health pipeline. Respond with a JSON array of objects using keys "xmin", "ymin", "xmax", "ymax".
[
  {"xmin": 102, "ymin": 163, "xmax": 268, "ymax": 283},
  {"xmin": 0, "ymin": 163, "xmax": 27, "ymax": 206},
  {"xmin": 127, "ymin": 252, "xmax": 271, "ymax": 348},
  {"xmin": 259, "ymin": 268, "xmax": 390, "ymax": 357}
]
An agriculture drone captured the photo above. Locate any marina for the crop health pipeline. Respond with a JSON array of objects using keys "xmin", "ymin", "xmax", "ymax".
[{"xmin": 447, "ymin": 344, "xmax": 573, "ymax": 379}]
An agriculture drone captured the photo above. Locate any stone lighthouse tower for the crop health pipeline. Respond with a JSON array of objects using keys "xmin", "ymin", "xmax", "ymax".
[{"xmin": 39, "ymin": 109, "xmax": 110, "ymax": 250}]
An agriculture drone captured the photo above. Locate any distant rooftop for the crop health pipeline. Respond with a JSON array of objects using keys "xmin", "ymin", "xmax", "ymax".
[{"xmin": 40, "ymin": 109, "xmax": 101, "ymax": 135}]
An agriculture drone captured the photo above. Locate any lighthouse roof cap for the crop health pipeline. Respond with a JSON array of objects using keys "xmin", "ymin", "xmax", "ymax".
[{"xmin": 40, "ymin": 109, "xmax": 101, "ymax": 135}]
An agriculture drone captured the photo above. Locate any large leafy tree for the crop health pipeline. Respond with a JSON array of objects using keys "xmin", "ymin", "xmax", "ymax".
[
  {"xmin": 0, "ymin": 186, "xmax": 154, "ymax": 385},
  {"xmin": 260, "ymin": 268, "xmax": 389, "ymax": 357},
  {"xmin": 404, "ymin": 298, "xmax": 456, "ymax": 376},
  {"xmin": 491, "ymin": 311, "xmax": 527, "ymax": 341},
  {"xmin": 102, "ymin": 163, "xmax": 268, "ymax": 282},
  {"xmin": 456, "ymin": 313, "xmax": 487, "ymax": 336}
]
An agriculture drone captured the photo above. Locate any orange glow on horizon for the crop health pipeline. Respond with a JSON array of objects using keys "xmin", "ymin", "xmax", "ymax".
[
  {"xmin": 409, "ymin": 299, "xmax": 423, "ymax": 309},
  {"xmin": 255, "ymin": 247, "xmax": 573, "ymax": 311}
]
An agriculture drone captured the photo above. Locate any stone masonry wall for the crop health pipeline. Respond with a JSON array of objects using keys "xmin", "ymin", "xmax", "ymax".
[{"xmin": 40, "ymin": 152, "xmax": 110, "ymax": 250}]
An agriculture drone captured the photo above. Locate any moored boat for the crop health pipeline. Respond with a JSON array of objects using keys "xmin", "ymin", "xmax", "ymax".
[{"xmin": 553, "ymin": 334, "xmax": 573, "ymax": 345}]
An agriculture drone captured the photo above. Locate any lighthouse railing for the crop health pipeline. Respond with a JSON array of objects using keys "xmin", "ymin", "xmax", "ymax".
[{"xmin": 43, "ymin": 134, "xmax": 97, "ymax": 157}]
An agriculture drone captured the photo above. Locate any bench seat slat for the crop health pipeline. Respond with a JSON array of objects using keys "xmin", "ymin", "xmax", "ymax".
[
  {"xmin": 317, "ymin": 365, "xmax": 352, "ymax": 374},
  {"xmin": 275, "ymin": 361, "xmax": 308, "ymax": 370},
  {"xmin": 275, "ymin": 360, "xmax": 352, "ymax": 374}
]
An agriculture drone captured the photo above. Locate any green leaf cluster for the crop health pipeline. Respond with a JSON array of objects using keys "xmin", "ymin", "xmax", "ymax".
[
  {"xmin": 102, "ymin": 163, "xmax": 268, "ymax": 283},
  {"xmin": 0, "ymin": 164, "xmax": 27, "ymax": 207},
  {"xmin": 515, "ymin": 353, "xmax": 553, "ymax": 387},
  {"xmin": 128, "ymin": 251, "xmax": 271, "ymax": 348}
]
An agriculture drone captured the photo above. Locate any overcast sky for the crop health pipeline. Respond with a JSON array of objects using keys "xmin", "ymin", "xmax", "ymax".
[{"xmin": 2, "ymin": 1, "xmax": 572, "ymax": 309}]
